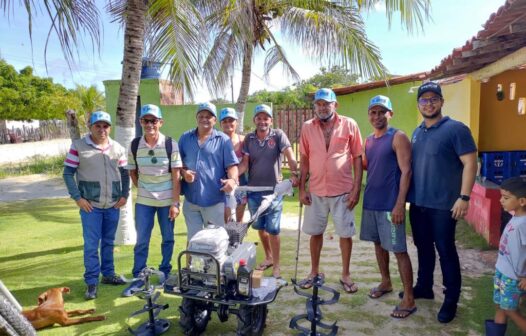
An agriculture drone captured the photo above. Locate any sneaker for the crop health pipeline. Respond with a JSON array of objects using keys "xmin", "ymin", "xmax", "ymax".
[
  {"xmin": 101, "ymin": 274, "xmax": 127, "ymax": 285},
  {"xmin": 437, "ymin": 300, "xmax": 457, "ymax": 323},
  {"xmin": 398, "ymin": 286, "xmax": 434, "ymax": 300},
  {"xmin": 85, "ymin": 285, "xmax": 98, "ymax": 300},
  {"xmin": 121, "ymin": 280, "xmax": 145, "ymax": 297}
]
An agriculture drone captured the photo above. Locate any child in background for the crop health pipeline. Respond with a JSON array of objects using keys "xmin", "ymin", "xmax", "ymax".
[{"xmin": 486, "ymin": 177, "xmax": 526, "ymax": 335}]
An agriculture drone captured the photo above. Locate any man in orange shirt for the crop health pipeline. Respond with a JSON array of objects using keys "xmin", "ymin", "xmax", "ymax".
[{"xmin": 298, "ymin": 88, "xmax": 363, "ymax": 293}]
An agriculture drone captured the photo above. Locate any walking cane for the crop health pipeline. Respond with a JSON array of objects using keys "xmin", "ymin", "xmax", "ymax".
[{"xmin": 292, "ymin": 202, "xmax": 303, "ymax": 284}]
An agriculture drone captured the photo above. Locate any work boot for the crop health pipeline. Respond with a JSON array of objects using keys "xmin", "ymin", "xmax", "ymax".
[
  {"xmin": 85, "ymin": 285, "xmax": 98, "ymax": 300},
  {"xmin": 101, "ymin": 274, "xmax": 127, "ymax": 285},
  {"xmin": 484, "ymin": 319, "xmax": 507, "ymax": 336},
  {"xmin": 121, "ymin": 280, "xmax": 145, "ymax": 297}
]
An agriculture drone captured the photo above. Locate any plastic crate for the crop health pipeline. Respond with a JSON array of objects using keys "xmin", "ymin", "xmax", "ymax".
[
  {"xmin": 511, "ymin": 151, "xmax": 526, "ymax": 170},
  {"xmin": 480, "ymin": 152, "xmax": 512, "ymax": 184}
]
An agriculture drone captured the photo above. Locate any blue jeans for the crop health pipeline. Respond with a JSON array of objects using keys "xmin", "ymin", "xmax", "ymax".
[
  {"xmin": 409, "ymin": 204, "xmax": 461, "ymax": 302},
  {"xmin": 248, "ymin": 191, "xmax": 283, "ymax": 235},
  {"xmin": 132, "ymin": 203, "xmax": 174, "ymax": 277},
  {"xmin": 80, "ymin": 207, "xmax": 120, "ymax": 286},
  {"xmin": 182, "ymin": 200, "xmax": 225, "ymax": 240}
]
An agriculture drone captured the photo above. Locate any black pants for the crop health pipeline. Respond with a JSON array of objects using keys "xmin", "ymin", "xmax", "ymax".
[{"xmin": 409, "ymin": 204, "xmax": 461, "ymax": 302}]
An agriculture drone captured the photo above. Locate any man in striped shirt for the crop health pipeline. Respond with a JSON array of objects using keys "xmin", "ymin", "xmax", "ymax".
[
  {"xmin": 122, "ymin": 104, "xmax": 183, "ymax": 297},
  {"xmin": 63, "ymin": 111, "xmax": 129, "ymax": 300}
]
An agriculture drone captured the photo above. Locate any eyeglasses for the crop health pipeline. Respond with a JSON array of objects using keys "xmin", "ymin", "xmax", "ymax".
[
  {"xmin": 418, "ymin": 97, "xmax": 442, "ymax": 105},
  {"xmin": 141, "ymin": 118, "xmax": 160, "ymax": 125},
  {"xmin": 148, "ymin": 149, "xmax": 157, "ymax": 164}
]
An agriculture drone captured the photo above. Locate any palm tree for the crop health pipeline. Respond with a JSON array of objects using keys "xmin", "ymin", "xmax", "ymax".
[
  {"xmin": 197, "ymin": 0, "xmax": 431, "ymax": 132},
  {"xmin": 2, "ymin": 0, "xmax": 202, "ymax": 244}
]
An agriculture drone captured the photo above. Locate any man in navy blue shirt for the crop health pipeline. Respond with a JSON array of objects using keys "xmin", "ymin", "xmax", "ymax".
[
  {"xmin": 406, "ymin": 82, "xmax": 477, "ymax": 323},
  {"xmin": 178, "ymin": 102, "xmax": 239, "ymax": 240}
]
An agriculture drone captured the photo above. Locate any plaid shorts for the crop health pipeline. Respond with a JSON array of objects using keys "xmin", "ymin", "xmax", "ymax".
[{"xmin": 493, "ymin": 269, "xmax": 525, "ymax": 310}]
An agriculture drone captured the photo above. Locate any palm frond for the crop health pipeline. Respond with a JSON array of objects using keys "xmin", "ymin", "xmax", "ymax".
[{"xmin": 263, "ymin": 31, "xmax": 300, "ymax": 83}]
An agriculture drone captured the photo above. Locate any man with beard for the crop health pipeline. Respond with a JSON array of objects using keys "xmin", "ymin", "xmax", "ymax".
[
  {"xmin": 404, "ymin": 82, "xmax": 477, "ymax": 323},
  {"xmin": 298, "ymin": 88, "xmax": 363, "ymax": 293},
  {"xmin": 360, "ymin": 95, "xmax": 416, "ymax": 318},
  {"xmin": 178, "ymin": 102, "xmax": 239, "ymax": 241},
  {"xmin": 238, "ymin": 104, "xmax": 298, "ymax": 279}
]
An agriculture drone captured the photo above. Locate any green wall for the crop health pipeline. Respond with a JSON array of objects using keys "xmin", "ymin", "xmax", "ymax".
[
  {"xmin": 336, "ymin": 81, "xmax": 421, "ymax": 138},
  {"xmin": 103, "ymin": 79, "xmax": 261, "ymax": 140}
]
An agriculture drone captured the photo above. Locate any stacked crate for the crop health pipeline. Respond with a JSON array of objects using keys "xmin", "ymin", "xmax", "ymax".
[
  {"xmin": 480, "ymin": 151, "xmax": 526, "ymax": 184},
  {"xmin": 511, "ymin": 151, "xmax": 526, "ymax": 179}
]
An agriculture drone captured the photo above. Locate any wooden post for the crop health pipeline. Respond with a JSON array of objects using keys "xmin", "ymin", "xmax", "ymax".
[{"xmin": 65, "ymin": 109, "xmax": 81, "ymax": 140}]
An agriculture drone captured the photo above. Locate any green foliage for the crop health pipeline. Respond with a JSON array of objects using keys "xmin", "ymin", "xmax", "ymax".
[
  {"xmin": 247, "ymin": 65, "xmax": 359, "ymax": 107},
  {"xmin": 0, "ymin": 59, "xmax": 81, "ymax": 120}
]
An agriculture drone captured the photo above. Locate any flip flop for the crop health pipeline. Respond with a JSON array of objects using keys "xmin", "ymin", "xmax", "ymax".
[
  {"xmin": 368, "ymin": 287, "xmax": 393, "ymax": 299},
  {"xmin": 390, "ymin": 305, "xmax": 417, "ymax": 319},
  {"xmin": 255, "ymin": 262, "xmax": 273, "ymax": 271},
  {"xmin": 340, "ymin": 279, "xmax": 358, "ymax": 294}
]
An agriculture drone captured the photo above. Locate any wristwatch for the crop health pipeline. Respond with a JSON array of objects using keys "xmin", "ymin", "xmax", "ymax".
[{"xmin": 459, "ymin": 195, "xmax": 470, "ymax": 201}]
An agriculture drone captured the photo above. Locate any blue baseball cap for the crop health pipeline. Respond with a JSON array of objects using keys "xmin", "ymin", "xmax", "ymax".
[
  {"xmin": 314, "ymin": 88, "xmax": 337, "ymax": 102},
  {"xmin": 368, "ymin": 95, "xmax": 392, "ymax": 111},
  {"xmin": 417, "ymin": 81, "xmax": 442, "ymax": 99},
  {"xmin": 140, "ymin": 104, "xmax": 163, "ymax": 119},
  {"xmin": 219, "ymin": 107, "xmax": 238, "ymax": 121},
  {"xmin": 196, "ymin": 102, "xmax": 217, "ymax": 117},
  {"xmin": 89, "ymin": 111, "xmax": 112, "ymax": 126},
  {"xmin": 253, "ymin": 104, "xmax": 272, "ymax": 118}
]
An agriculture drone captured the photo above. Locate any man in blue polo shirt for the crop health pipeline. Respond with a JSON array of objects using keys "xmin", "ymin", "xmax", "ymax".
[
  {"xmin": 178, "ymin": 102, "xmax": 239, "ymax": 240},
  {"xmin": 405, "ymin": 82, "xmax": 477, "ymax": 323}
]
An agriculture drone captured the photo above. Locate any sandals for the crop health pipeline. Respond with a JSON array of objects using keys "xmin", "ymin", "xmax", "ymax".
[
  {"xmin": 368, "ymin": 287, "xmax": 393, "ymax": 299},
  {"xmin": 391, "ymin": 305, "xmax": 417, "ymax": 319},
  {"xmin": 298, "ymin": 273, "xmax": 325, "ymax": 289},
  {"xmin": 340, "ymin": 279, "xmax": 358, "ymax": 294},
  {"xmin": 255, "ymin": 261, "xmax": 273, "ymax": 271}
]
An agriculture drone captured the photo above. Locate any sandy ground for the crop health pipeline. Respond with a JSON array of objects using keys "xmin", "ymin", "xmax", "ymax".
[
  {"xmin": 0, "ymin": 138, "xmax": 71, "ymax": 165},
  {"xmin": 0, "ymin": 173, "xmax": 497, "ymax": 335}
]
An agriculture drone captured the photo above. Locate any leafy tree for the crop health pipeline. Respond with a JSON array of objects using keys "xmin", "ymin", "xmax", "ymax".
[
  {"xmin": 73, "ymin": 84, "xmax": 105, "ymax": 127},
  {"xmin": 196, "ymin": 0, "xmax": 431, "ymax": 132},
  {"xmin": 0, "ymin": 59, "xmax": 80, "ymax": 120},
  {"xmin": 248, "ymin": 65, "xmax": 360, "ymax": 107}
]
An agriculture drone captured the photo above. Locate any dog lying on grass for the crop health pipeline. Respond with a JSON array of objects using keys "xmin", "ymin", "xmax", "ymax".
[{"xmin": 21, "ymin": 287, "xmax": 105, "ymax": 330}]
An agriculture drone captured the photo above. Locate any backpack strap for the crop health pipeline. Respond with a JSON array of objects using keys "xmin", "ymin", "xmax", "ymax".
[
  {"xmin": 165, "ymin": 136, "xmax": 173, "ymax": 173},
  {"xmin": 131, "ymin": 137, "xmax": 141, "ymax": 173}
]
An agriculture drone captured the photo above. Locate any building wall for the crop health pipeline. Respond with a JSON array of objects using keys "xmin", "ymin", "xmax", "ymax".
[
  {"xmin": 337, "ymin": 81, "xmax": 421, "ymax": 138},
  {"xmin": 103, "ymin": 79, "xmax": 260, "ymax": 140},
  {"xmin": 440, "ymin": 77, "xmax": 481, "ymax": 146},
  {"xmin": 478, "ymin": 68, "xmax": 526, "ymax": 151}
]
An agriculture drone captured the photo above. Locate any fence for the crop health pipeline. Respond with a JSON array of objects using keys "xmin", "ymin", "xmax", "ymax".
[
  {"xmin": 273, "ymin": 105, "xmax": 315, "ymax": 165},
  {"xmin": 0, "ymin": 120, "xmax": 69, "ymax": 144}
]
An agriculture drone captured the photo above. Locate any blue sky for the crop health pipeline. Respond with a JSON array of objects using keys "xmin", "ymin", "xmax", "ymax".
[{"xmin": 0, "ymin": 0, "xmax": 505, "ymax": 102}]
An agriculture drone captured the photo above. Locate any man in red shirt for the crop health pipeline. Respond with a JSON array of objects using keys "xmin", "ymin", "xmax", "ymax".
[{"xmin": 298, "ymin": 88, "xmax": 363, "ymax": 293}]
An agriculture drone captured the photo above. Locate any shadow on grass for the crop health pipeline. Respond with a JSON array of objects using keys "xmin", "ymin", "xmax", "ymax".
[{"xmin": 0, "ymin": 245, "xmax": 83, "ymax": 263}]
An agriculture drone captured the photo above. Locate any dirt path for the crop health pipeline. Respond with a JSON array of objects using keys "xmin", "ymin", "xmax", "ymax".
[
  {"xmin": 0, "ymin": 175, "xmax": 496, "ymax": 335},
  {"xmin": 0, "ymin": 139, "xmax": 71, "ymax": 165}
]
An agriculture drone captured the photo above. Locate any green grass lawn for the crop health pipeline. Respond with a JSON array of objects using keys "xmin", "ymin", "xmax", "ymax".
[{"xmin": 0, "ymin": 188, "xmax": 522, "ymax": 335}]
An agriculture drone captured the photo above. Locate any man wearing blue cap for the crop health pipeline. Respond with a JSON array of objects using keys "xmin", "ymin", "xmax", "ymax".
[
  {"xmin": 238, "ymin": 104, "xmax": 298, "ymax": 278},
  {"xmin": 405, "ymin": 81, "xmax": 477, "ymax": 323},
  {"xmin": 360, "ymin": 95, "xmax": 416, "ymax": 318},
  {"xmin": 178, "ymin": 102, "xmax": 239, "ymax": 240},
  {"xmin": 122, "ymin": 104, "xmax": 183, "ymax": 296},
  {"xmin": 298, "ymin": 88, "xmax": 363, "ymax": 293},
  {"xmin": 63, "ymin": 111, "xmax": 129, "ymax": 300}
]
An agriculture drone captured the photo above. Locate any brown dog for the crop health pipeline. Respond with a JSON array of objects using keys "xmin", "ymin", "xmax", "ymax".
[{"xmin": 21, "ymin": 287, "xmax": 106, "ymax": 330}]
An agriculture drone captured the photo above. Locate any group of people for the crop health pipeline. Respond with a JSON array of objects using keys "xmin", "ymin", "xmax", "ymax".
[
  {"xmin": 62, "ymin": 82, "xmax": 526, "ymax": 332},
  {"xmin": 63, "ymin": 100, "xmax": 298, "ymax": 301}
]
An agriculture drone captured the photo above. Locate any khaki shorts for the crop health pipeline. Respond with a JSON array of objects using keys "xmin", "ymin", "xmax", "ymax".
[{"xmin": 302, "ymin": 193, "xmax": 356, "ymax": 238}]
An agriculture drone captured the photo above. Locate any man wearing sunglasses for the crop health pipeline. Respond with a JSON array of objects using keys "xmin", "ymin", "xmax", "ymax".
[
  {"xmin": 122, "ymin": 104, "xmax": 182, "ymax": 297},
  {"xmin": 63, "ymin": 111, "xmax": 129, "ymax": 300},
  {"xmin": 405, "ymin": 82, "xmax": 477, "ymax": 323},
  {"xmin": 178, "ymin": 102, "xmax": 239, "ymax": 241}
]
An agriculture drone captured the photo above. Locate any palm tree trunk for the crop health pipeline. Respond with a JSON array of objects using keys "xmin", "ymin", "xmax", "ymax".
[
  {"xmin": 235, "ymin": 43, "xmax": 254, "ymax": 134},
  {"xmin": 114, "ymin": 0, "xmax": 147, "ymax": 245}
]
